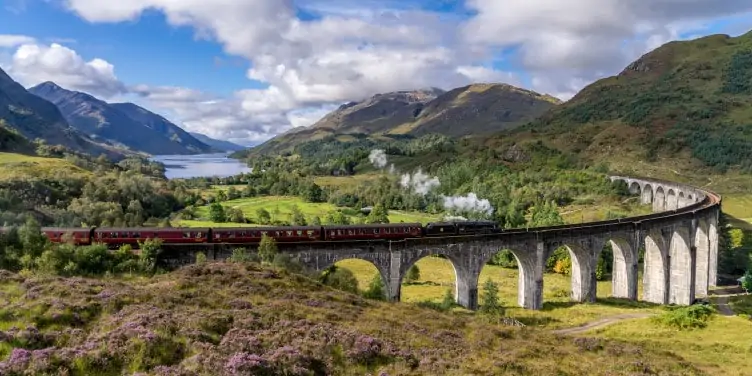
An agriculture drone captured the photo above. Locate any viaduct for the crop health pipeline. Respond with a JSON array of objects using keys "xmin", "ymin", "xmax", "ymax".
[{"xmin": 163, "ymin": 176, "xmax": 722, "ymax": 310}]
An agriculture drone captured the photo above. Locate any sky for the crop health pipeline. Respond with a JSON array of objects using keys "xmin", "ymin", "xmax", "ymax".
[{"xmin": 1, "ymin": 0, "xmax": 752, "ymax": 146}]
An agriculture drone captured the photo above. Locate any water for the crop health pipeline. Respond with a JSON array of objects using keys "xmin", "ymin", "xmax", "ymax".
[{"xmin": 151, "ymin": 153, "xmax": 251, "ymax": 179}]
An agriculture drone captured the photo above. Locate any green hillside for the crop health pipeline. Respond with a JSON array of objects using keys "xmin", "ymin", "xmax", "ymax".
[{"xmin": 487, "ymin": 31, "xmax": 752, "ymax": 183}]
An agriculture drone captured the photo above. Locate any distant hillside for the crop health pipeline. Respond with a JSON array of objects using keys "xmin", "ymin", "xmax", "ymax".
[
  {"xmin": 110, "ymin": 103, "xmax": 216, "ymax": 153},
  {"xmin": 188, "ymin": 132, "xmax": 245, "ymax": 151},
  {"xmin": 29, "ymin": 82, "xmax": 211, "ymax": 155},
  {"xmin": 246, "ymin": 84, "xmax": 560, "ymax": 156},
  {"xmin": 0, "ymin": 68, "xmax": 118, "ymax": 157},
  {"xmin": 486, "ymin": 30, "xmax": 752, "ymax": 179}
]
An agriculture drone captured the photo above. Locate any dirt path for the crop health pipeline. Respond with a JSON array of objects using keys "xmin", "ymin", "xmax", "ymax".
[
  {"xmin": 552, "ymin": 313, "xmax": 654, "ymax": 335},
  {"xmin": 715, "ymin": 295, "xmax": 735, "ymax": 316},
  {"xmin": 710, "ymin": 287, "xmax": 740, "ymax": 316}
]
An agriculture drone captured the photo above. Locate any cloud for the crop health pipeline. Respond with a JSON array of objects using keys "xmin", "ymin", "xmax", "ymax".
[
  {"xmin": 16, "ymin": 0, "xmax": 752, "ymax": 144},
  {"xmin": 463, "ymin": 0, "xmax": 752, "ymax": 98},
  {"xmin": 8, "ymin": 42, "xmax": 126, "ymax": 98},
  {"xmin": 0, "ymin": 34, "xmax": 35, "ymax": 48}
]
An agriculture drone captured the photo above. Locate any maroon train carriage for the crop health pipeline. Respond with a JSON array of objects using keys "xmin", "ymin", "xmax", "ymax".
[
  {"xmin": 323, "ymin": 223, "xmax": 422, "ymax": 241},
  {"xmin": 41, "ymin": 227, "xmax": 94, "ymax": 246},
  {"xmin": 94, "ymin": 227, "xmax": 210, "ymax": 248},
  {"xmin": 212, "ymin": 226, "xmax": 321, "ymax": 243}
]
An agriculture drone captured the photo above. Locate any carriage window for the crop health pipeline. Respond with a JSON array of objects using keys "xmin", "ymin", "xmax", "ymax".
[
  {"xmin": 286, "ymin": 231, "xmax": 293, "ymax": 236},
  {"xmin": 229, "ymin": 233, "xmax": 236, "ymax": 238},
  {"xmin": 306, "ymin": 230, "xmax": 314, "ymax": 236},
  {"xmin": 275, "ymin": 231, "xmax": 281, "ymax": 236},
  {"xmin": 134, "ymin": 232, "xmax": 141, "ymax": 238},
  {"xmin": 215, "ymin": 233, "xmax": 221, "ymax": 239},
  {"xmin": 330, "ymin": 231, "xmax": 335, "ymax": 236},
  {"xmin": 241, "ymin": 232, "xmax": 247, "ymax": 237},
  {"xmin": 111, "ymin": 232, "xmax": 117, "ymax": 238},
  {"xmin": 373, "ymin": 229, "xmax": 379, "ymax": 234},
  {"xmin": 184, "ymin": 232, "xmax": 191, "ymax": 238},
  {"xmin": 196, "ymin": 232, "xmax": 202, "ymax": 238},
  {"xmin": 297, "ymin": 230, "xmax": 303, "ymax": 236},
  {"xmin": 348, "ymin": 229, "xmax": 354, "ymax": 235}
]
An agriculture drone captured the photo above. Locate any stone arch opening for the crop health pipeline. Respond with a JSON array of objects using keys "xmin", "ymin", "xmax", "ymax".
[
  {"xmin": 669, "ymin": 226, "xmax": 694, "ymax": 305},
  {"xmin": 327, "ymin": 258, "xmax": 388, "ymax": 299},
  {"xmin": 596, "ymin": 238, "xmax": 638, "ymax": 300},
  {"xmin": 628, "ymin": 182, "xmax": 642, "ymax": 196},
  {"xmin": 641, "ymin": 184, "xmax": 654, "ymax": 205},
  {"xmin": 653, "ymin": 186, "xmax": 666, "ymax": 212},
  {"xmin": 666, "ymin": 189, "xmax": 678, "ymax": 210},
  {"xmin": 643, "ymin": 231, "xmax": 668, "ymax": 304},
  {"xmin": 400, "ymin": 254, "xmax": 459, "ymax": 305},
  {"xmin": 678, "ymin": 191, "xmax": 686, "ymax": 208},
  {"xmin": 479, "ymin": 249, "xmax": 527, "ymax": 309}
]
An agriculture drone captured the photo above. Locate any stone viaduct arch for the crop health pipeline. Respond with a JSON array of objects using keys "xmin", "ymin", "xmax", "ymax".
[{"xmin": 163, "ymin": 176, "xmax": 721, "ymax": 311}]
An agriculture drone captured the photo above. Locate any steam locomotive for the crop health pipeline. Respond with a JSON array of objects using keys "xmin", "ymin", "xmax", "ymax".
[{"xmin": 0, "ymin": 221, "xmax": 501, "ymax": 248}]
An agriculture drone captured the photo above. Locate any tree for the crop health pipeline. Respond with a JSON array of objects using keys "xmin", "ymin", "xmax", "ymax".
[
  {"xmin": 227, "ymin": 186, "xmax": 240, "ymax": 200},
  {"xmin": 216, "ymin": 190, "xmax": 228, "ymax": 202},
  {"xmin": 322, "ymin": 266, "xmax": 359, "ymax": 294},
  {"xmin": 195, "ymin": 252, "xmax": 207, "ymax": 264},
  {"xmin": 363, "ymin": 274, "xmax": 385, "ymax": 300},
  {"xmin": 290, "ymin": 205, "xmax": 307, "ymax": 226},
  {"xmin": 303, "ymin": 183, "xmax": 323, "ymax": 203},
  {"xmin": 258, "ymin": 234, "xmax": 278, "ymax": 263},
  {"xmin": 441, "ymin": 288, "xmax": 455, "ymax": 310},
  {"xmin": 256, "ymin": 208, "xmax": 271, "ymax": 224},
  {"xmin": 479, "ymin": 278, "xmax": 503, "ymax": 316},
  {"xmin": 227, "ymin": 208, "xmax": 245, "ymax": 223},
  {"xmin": 405, "ymin": 265, "xmax": 421, "ymax": 284},
  {"xmin": 209, "ymin": 202, "xmax": 227, "ymax": 223},
  {"xmin": 742, "ymin": 270, "xmax": 752, "ymax": 293},
  {"xmin": 310, "ymin": 216, "xmax": 322, "ymax": 226},
  {"xmin": 366, "ymin": 204, "xmax": 389, "ymax": 224},
  {"xmin": 138, "ymin": 238, "xmax": 163, "ymax": 273},
  {"xmin": 528, "ymin": 200, "xmax": 564, "ymax": 227}
]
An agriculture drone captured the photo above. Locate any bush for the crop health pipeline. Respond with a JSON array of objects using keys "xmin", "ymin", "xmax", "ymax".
[
  {"xmin": 195, "ymin": 252, "xmax": 207, "ymax": 264},
  {"xmin": 404, "ymin": 265, "xmax": 420, "ymax": 284},
  {"xmin": 363, "ymin": 274, "xmax": 385, "ymax": 300},
  {"xmin": 258, "ymin": 234, "xmax": 278, "ymax": 264},
  {"xmin": 229, "ymin": 248, "xmax": 252, "ymax": 263},
  {"xmin": 489, "ymin": 250, "xmax": 518, "ymax": 269},
  {"xmin": 479, "ymin": 278, "xmax": 503, "ymax": 316},
  {"xmin": 654, "ymin": 304, "xmax": 715, "ymax": 330},
  {"xmin": 741, "ymin": 270, "xmax": 752, "ymax": 293},
  {"xmin": 321, "ymin": 266, "xmax": 359, "ymax": 294}
]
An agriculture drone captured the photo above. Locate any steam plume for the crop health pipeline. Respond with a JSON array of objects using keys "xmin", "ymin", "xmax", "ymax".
[
  {"xmin": 400, "ymin": 168, "xmax": 440, "ymax": 196},
  {"xmin": 368, "ymin": 149, "xmax": 388, "ymax": 169},
  {"xmin": 441, "ymin": 193, "xmax": 494, "ymax": 216}
]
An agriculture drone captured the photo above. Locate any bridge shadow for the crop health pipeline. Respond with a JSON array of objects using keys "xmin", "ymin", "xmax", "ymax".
[
  {"xmin": 540, "ymin": 298, "xmax": 660, "ymax": 311},
  {"xmin": 513, "ymin": 316, "xmax": 562, "ymax": 327}
]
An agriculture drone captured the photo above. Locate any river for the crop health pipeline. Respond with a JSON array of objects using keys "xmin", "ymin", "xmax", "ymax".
[{"xmin": 151, "ymin": 153, "xmax": 251, "ymax": 179}]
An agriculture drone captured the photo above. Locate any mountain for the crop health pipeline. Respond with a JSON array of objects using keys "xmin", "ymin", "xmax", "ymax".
[
  {"xmin": 188, "ymin": 132, "xmax": 245, "ymax": 151},
  {"xmin": 247, "ymin": 84, "xmax": 560, "ymax": 156},
  {"xmin": 110, "ymin": 103, "xmax": 216, "ymax": 154},
  {"xmin": 0, "ymin": 68, "xmax": 118, "ymax": 156},
  {"xmin": 486, "ymin": 30, "xmax": 752, "ymax": 178},
  {"xmin": 29, "ymin": 82, "xmax": 212, "ymax": 155}
]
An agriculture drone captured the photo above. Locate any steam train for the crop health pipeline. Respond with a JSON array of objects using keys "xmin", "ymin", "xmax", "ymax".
[{"xmin": 0, "ymin": 221, "xmax": 501, "ymax": 248}]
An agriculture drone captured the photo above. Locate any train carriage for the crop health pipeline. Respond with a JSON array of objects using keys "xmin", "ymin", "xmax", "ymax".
[
  {"xmin": 323, "ymin": 223, "xmax": 422, "ymax": 241},
  {"xmin": 94, "ymin": 227, "xmax": 210, "ymax": 248},
  {"xmin": 212, "ymin": 226, "xmax": 321, "ymax": 243},
  {"xmin": 424, "ymin": 222, "xmax": 458, "ymax": 236},
  {"xmin": 41, "ymin": 227, "xmax": 95, "ymax": 246}
]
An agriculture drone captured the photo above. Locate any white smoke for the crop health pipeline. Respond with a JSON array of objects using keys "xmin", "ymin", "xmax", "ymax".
[
  {"xmin": 441, "ymin": 193, "xmax": 494, "ymax": 216},
  {"xmin": 368, "ymin": 149, "xmax": 388, "ymax": 169},
  {"xmin": 388, "ymin": 164, "xmax": 396, "ymax": 175},
  {"xmin": 400, "ymin": 168, "xmax": 441, "ymax": 196},
  {"xmin": 442, "ymin": 215, "xmax": 468, "ymax": 222}
]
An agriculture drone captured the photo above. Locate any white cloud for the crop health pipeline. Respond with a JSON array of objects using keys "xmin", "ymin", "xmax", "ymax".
[
  {"xmin": 8, "ymin": 42, "xmax": 126, "ymax": 98},
  {"xmin": 10, "ymin": 0, "xmax": 752, "ymax": 143},
  {"xmin": 0, "ymin": 34, "xmax": 35, "ymax": 48}
]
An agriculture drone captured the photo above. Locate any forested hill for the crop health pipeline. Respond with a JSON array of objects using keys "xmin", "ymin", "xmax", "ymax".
[
  {"xmin": 242, "ymin": 83, "xmax": 560, "ymax": 157},
  {"xmin": 486, "ymin": 30, "xmax": 752, "ymax": 180}
]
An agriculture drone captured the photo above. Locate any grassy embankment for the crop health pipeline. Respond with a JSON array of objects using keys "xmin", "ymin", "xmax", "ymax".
[{"xmin": 0, "ymin": 152, "xmax": 91, "ymax": 181}]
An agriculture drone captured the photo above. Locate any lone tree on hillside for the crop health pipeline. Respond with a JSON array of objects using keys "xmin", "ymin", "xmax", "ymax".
[
  {"xmin": 209, "ymin": 202, "xmax": 226, "ymax": 223},
  {"xmin": 479, "ymin": 278, "xmax": 503, "ymax": 317},
  {"xmin": 363, "ymin": 274, "xmax": 385, "ymax": 300},
  {"xmin": 258, "ymin": 234, "xmax": 278, "ymax": 264},
  {"xmin": 367, "ymin": 204, "xmax": 389, "ymax": 224},
  {"xmin": 405, "ymin": 265, "xmax": 421, "ymax": 284}
]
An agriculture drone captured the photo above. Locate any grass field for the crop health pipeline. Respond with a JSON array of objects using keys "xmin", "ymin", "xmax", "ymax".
[
  {"xmin": 591, "ymin": 315, "xmax": 752, "ymax": 376},
  {"xmin": 175, "ymin": 195, "xmax": 441, "ymax": 227},
  {"xmin": 721, "ymin": 194, "xmax": 752, "ymax": 228},
  {"xmin": 337, "ymin": 257, "xmax": 658, "ymax": 329},
  {"xmin": 0, "ymin": 152, "xmax": 91, "ymax": 181}
]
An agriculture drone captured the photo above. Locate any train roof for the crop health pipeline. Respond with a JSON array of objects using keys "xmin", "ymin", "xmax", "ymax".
[
  {"xmin": 41, "ymin": 227, "xmax": 95, "ymax": 231},
  {"xmin": 214, "ymin": 226, "xmax": 321, "ymax": 231},
  {"xmin": 94, "ymin": 227, "xmax": 211, "ymax": 232},
  {"xmin": 322, "ymin": 223, "xmax": 422, "ymax": 228}
]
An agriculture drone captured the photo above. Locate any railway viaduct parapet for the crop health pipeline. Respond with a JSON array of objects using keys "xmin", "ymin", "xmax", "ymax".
[{"xmin": 162, "ymin": 176, "xmax": 721, "ymax": 311}]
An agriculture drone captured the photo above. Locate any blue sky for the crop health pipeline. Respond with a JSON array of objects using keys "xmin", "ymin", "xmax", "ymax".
[{"xmin": 1, "ymin": 0, "xmax": 751, "ymax": 144}]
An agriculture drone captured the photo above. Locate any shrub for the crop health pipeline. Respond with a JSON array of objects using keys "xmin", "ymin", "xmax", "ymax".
[
  {"xmin": 195, "ymin": 252, "xmax": 207, "ymax": 264},
  {"xmin": 654, "ymin": 304, "xmax": 715, "ymax": 330},
  {"xmin": 229, "ymin": 248, "xmax": 252, "ymax": 263},
  {"xmin": 479, "ymin": 278, "xmax": 503, "ymax": 317},
  {"xmin": 363, "ymin": 275, "xmax": 386, "ymax": 300},
  {"xmin": 741, "ymin": 270, "xmax": 752, "ymax": 293},
  {"xmin": 404, "ymin": 265, "xmax": 420, "ymax": 284},
  {"xmin": 257, "ymin": 234, "xmax": 278, "ymax": 264},
  {"xmin": 322, "ymin": 266, "xmax": 359, "ymax": 294}
]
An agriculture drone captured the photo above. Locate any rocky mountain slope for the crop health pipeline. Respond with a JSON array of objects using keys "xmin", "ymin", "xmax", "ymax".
[
  {"xmin": 247, "ymin": 84, "xmax": 560, "ymax": 156},
  {"xmin": 189, "ymin": 131, "xmax": 245, "ymax": 151},
  {"xmin": 487, "ymin": 30, "xmax": 752, "ymax": 179},
  {"xmin": 29, "ymin": 82, "xmax": 212, "ymax": 155},
  {"xmin": 0, "ymin": 68, "xmax": 117, "ymax": 156}
]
